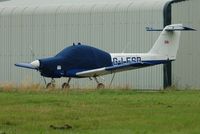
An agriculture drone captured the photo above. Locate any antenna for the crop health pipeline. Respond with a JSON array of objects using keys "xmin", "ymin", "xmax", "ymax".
[
  {"xmin": 30, "ymin": 47, "xmax": 35, "ymax": 60},
  {"xmin": 30, "ymin": 47, "xmax": 47, "ymax": 87},
  {"xmin": 121, "ymin": 41, "xmax": 131, "ymax": 53}
]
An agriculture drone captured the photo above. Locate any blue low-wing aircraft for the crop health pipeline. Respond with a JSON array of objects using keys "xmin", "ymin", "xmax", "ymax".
[{"xmin": 15, "ymin": 24, "xmax": 195, "ymax": 88}]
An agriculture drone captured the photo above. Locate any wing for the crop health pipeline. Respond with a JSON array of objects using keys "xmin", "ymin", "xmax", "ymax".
[
  {"xmin": 15, "ymin": 63, "xmax": 37, "ymax": 70},
  {"xmin": 76, "ymin": 62, "xmax": 154, "ymax": 77}
]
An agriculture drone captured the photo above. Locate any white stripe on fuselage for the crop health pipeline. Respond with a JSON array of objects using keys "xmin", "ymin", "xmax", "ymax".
[{"xmin": 110, "ymin": 53, "xmax": 167, "ymax": 66}]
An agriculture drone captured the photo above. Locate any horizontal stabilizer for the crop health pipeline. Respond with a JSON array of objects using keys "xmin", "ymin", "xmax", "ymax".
[
  {"xmin": 165, "ymin": 25, "xmax": 196, "ymax": 31},
  {"xmin": 15, "ymin": 63, "xmax": 37, "ymax": 70},
  {"xmin": 146, "ymin": 27, "xmax": 163, "ymax": 31},
  {"xmin": 146, "ymin": 25, "xmax": 196, "ymax": 32}
]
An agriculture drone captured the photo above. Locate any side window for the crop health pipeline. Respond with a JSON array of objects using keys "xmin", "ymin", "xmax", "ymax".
[{"xmin": 57, "ymin": 65, "xmax": 62, "ymax": 70}]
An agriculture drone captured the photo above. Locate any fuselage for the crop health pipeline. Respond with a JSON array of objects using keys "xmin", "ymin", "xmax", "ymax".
[{"xmin": 37, "ymin": 45, "xmax": 169, "ymax": 78}]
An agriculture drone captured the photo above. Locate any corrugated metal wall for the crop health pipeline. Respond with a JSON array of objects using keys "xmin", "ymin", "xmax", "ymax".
[
  {"xmin": 172, "ymin": 0, "xmax": 200, "ymax": 89},
  {"xmin": 0, "ymin": 0, "xmax": 169, "ymax": 89}
]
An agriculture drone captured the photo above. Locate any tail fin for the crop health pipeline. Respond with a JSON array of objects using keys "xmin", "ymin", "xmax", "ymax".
[{"xmin": 147, "ymin": 24, "xmax": 195, "ymax": 60}]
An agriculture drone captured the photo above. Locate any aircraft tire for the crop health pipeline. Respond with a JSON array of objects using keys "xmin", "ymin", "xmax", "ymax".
[
  {"xmin": 62, "ymin": 83, "xmax": 70, "ymax": 89},
  {"xmin": 97, "ymin": 83, "xmax": 105, "ymax": 89},
  {"xmin": 46, "ymin": 83, "xmax": 55, "ymax": 89}
]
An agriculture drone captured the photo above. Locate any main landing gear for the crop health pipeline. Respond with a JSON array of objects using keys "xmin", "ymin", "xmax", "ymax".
[
  {"xmin": 94, "ymin": 77, "xmax": 105, "ymax": 89},
  {"xmin": 61, "ymin": 78, "xmax": 71, "ymax": 89}
]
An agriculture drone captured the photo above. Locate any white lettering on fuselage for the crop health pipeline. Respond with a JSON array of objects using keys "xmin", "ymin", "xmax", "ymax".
[{"xmin": 112, "ymin": 57, "xmax": 141, "ymax": 65}]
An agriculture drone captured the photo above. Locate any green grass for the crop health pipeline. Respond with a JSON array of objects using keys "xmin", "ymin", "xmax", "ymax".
[{"xmin": 0, "ymin": 89, "xmax": 200, "ymax": 134}]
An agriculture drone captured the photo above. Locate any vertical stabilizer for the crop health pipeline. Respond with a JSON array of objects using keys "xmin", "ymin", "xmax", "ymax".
[
  {"xmin": 148, "ymin": 24, "xmax": 195, "ymax": 60},
  {"xmin": 148, "ymin": 24, "xmax": 182, "ymax": 60}
]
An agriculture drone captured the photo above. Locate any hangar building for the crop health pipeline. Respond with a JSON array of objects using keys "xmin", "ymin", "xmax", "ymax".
[{"xmin": 0, "ymin": 0, "xmax": 199, "ymax": 89}]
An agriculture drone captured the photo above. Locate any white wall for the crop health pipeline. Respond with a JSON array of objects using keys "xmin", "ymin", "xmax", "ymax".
[
  {"xmin": 172, "ymin": 0, "xmax": 200, "ymax": 89},
  {"xmin": 0, "ymin": 0, "xmax": 169, "ymax": 89}
]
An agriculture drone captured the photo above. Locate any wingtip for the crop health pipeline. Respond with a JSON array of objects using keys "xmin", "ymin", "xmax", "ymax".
[{"xmin": 14, "ymin": 63, "xmax": 20, "ymax": 67}]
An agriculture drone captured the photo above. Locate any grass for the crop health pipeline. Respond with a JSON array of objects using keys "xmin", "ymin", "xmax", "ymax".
[{"xmin": 0, "ymin": 89, "xmax": 200, "ymax": 134}]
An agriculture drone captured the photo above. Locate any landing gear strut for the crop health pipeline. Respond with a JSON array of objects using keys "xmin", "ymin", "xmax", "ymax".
[
  {"xmin": 46, "ymin": 78, "xmax": 56, "ymax": 88},
  {"xmin": 62, "ymin": 78, "xmax": 71, "ymax": 89},
  {"xmin": 94, "ymin": 77, "xmax": 105, "ymax": 89}
]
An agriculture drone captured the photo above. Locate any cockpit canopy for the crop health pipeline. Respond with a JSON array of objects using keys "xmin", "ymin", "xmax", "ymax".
[{"xmin": 56, "ymin": 44, "xmax": 112, "ymax": 69}]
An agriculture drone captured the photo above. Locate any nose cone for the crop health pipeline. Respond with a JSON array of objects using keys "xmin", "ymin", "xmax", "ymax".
[{"xmin": 31, "ymin": 60, "xmax": 40, "ymax": 68}]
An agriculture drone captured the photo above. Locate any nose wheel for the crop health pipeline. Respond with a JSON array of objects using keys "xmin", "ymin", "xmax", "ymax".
[
  {"xmin": 62, "ymin": 78, "xmax": 71, "ymax": 89},
  {"xmin": 46, "ymin": 78, "xmax": 56, "ymax": 89},
  {"xmin": 94, "ymin": 77, "xmax": 105, "ymax": 89}
]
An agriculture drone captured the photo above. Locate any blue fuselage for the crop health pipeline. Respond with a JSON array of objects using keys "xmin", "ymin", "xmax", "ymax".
[{"xmin": 38, "ymin": 45, "xmax": 112, "ymax": 78}]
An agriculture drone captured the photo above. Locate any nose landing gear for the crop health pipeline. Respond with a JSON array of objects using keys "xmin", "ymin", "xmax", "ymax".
[{"xmin": 46, "ymin": 78, "xmax": 56, "ymax": 88}]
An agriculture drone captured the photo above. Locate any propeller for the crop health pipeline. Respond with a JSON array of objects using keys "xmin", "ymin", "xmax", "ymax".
[
  {"xmin": 15, "ymin": 62, "xmax": 39, "ymax": 69},
  {"xmin": 29, "ymin": 47, "xmax": 47, "ymax": 86},
  {"xmin": 122, "ymin": 41, "xmax": 131, "ymax": 53}
]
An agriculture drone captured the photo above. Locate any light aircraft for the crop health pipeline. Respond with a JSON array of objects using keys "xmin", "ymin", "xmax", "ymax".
[{"xmin": 15, "ymin": 24, "xmax": 195, "ymax": 89}]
